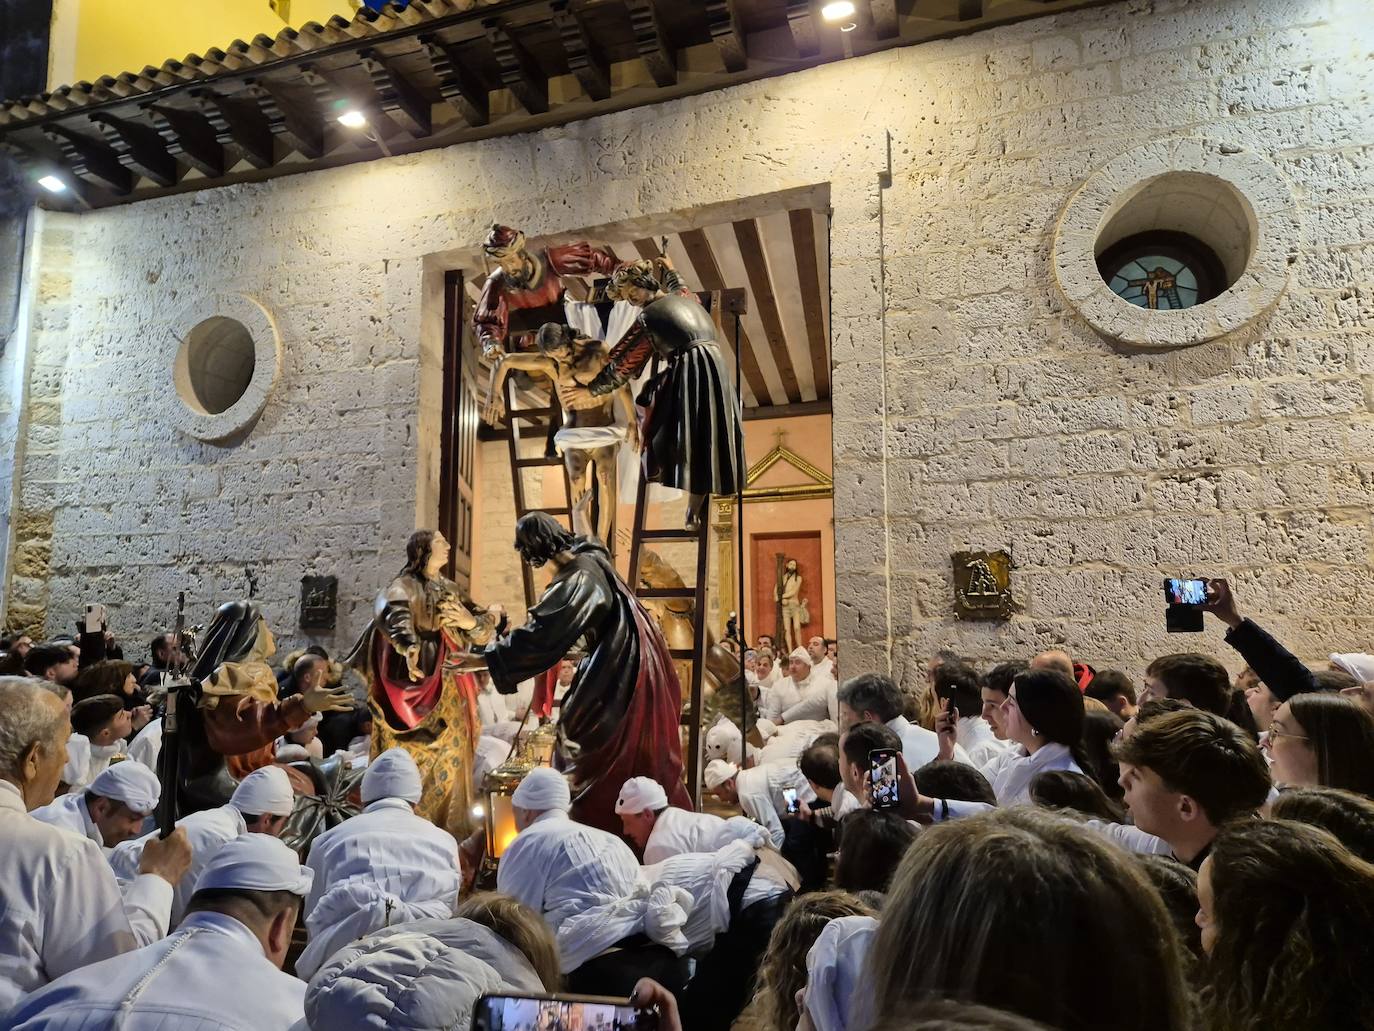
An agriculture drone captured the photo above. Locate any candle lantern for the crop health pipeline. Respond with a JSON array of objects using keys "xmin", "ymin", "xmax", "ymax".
[
  {"xmin": 482, "ymin": 755, "xmax": 532, "ymax": 869},
  {"xmin": 521, "ymin": 720, "xmax": 558, "ymax": 767}
]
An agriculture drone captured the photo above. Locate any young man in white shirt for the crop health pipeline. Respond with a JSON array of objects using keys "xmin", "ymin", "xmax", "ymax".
[
  {"xmin": 934, "ymin": 661, "xmax": 1009, "ymax": 768},
  {"xmin": 837, "ymin": 672, "xmax": 972, "ymax": 768}
]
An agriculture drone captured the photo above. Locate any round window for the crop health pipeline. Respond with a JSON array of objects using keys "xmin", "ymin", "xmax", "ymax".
[
  {"xmin": 176, "ymin": 316, "xmax": 256, "ymax": 415},
  {"xmin": 1097, "ymin": 230, "xmax": 1228, "ymax": 311}
]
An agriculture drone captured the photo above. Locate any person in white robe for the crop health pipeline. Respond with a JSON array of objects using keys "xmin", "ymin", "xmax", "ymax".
[
  {"xmin": 31, "ymin": 759, "xmax": 161, "ymax": 852},
  {"xmin": 704, "ymin": 758, "xmax": 814, "ymax": 848},
  {"xmin": 109, "ymin": 764, "xmax": 296, "ymax": 928},
  {"xmin": 806, "ymin": 636, "xmax": 834, "ymax": 682},
  {"xmin": 616, "ymin": 776, "xmax": 730, "ymax": 863},
  {"xmin": 496, "ymin": 767, "xmax": 693, "ymax": 994},
  {"xmin": 0, "ymin": 678, "xmax": 190, "ymax": 1015},
  {"xmin": 8, "ymin": 833, "xmax": 312, "ymax": 1031},
  {"xmin": 296, "ymin": 748, "xmax": 462, "ymax": 980},
  {"xmin": 771, "ymin": 649, "xmax": 837, "ymax": 725}
]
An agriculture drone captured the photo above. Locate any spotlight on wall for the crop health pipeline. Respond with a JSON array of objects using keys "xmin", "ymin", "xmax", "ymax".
[
  {"xmin": 821, "ymin": 1, "xmax": 857, "ymax": 23},
  {"xmin": 37, "ymin": 174, "xmax": 67, "ymax": 193},
  {"xmin": 337, "ymin": 109, "xmax": 368, "ymax": 129}
]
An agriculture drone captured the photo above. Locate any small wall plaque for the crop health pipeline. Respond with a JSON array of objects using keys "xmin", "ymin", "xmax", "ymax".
[
  {"xmin": 952, "ymin": 550, "xmax": 1014, "ymax": 621},
  {"xmin": 300, "ymin": 575, "xmax": 338, "ymax": 631}
]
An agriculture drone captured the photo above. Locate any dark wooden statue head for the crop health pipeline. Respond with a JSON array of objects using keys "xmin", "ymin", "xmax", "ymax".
[
  {"xmin": 515, "ymin": 512, "xmax": 577, "ymax": 568},
  {"xmin": 403, "ymin": 529, "xmax": 438, "ymax": 579}
]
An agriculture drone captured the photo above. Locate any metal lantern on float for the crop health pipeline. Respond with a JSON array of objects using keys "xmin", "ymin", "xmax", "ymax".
[
  {"xmin": 521, "ymin": 719, "xmax": 558, "ymax": 766},
  {"xmin": 482, "ymin": 755, "xmax": 532, "ymax": 868}
]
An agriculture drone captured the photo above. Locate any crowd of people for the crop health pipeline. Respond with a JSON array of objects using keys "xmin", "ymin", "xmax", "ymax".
[{"xmin": 2, "ymin": 576, "xmax": 1374, "ymax": 1029}]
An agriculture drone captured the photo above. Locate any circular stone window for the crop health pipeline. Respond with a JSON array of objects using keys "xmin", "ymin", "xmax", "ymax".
[
  {"xmin": 165, "ymin": 293, "xmax": 282, "ymax": 441},
  {"xmin": 176, "ymin": 317, "xmax": 257, "ymax": 415},
  {"xmin": 1053, "ymin": 139, "xmax": 1300, "ymax": 349}
]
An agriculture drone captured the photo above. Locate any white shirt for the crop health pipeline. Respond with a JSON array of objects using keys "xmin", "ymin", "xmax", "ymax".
[
  {"xmin": 811, "ymin": 656, "xmax": 835, "ymax": 680},
  {"xmin": 956, "ymin": 716, "xmax": 1011, "ymax": 770},
  {"xmin": 30, "ymin": 792, "xmax": 103, "ymax": 851},
  {"xmin": 759, "ymin": 678, "xmax": 801, "ymax": 723},
  {"xmin": 887, "ymin": 714, "xmax": 973, "ymax": 769},
  {"xmin": 643, "ymin": 806, "xmax": 728, "ymax": 864},
  {"xmin": 476, "ymin": 680, "xmax": 510, "ymax": 727},
  {"xmin": 735, "ymin": 762, "xmax": 814, "ymax": 848},
  {"xmin": 934, "ymin": 742, "xmax": 1086, "ymax": 821},
  {"xmin": 0, "ymin": 780, "xmax": 172, "ymax": 1015},
  {"xmin": 1084, "ymin": 819, "xmax": 1172, "ymax": 857},
  {"xmin": 126, "ymin": 719, "xmax": 162, "ymax": 770},
  {"xmin": 110, "ymin": 804, "xmax": 247, "ymax": 928},
  {"xmin": 642, "ymin": 839, "xmax": 786, "ymax": 953},
  {"xmin": 782, "ymin": 673, "xmax": 838, "ymax": 725},
  {"xmin": 61, "ymin": 735, "xmax": 89, "ymax": 790},
  {"xmin": 6, "ymin": 911, "xmax": 305, "ymax": 1031},
  {"xmin": 498, "ymin": 809, "xmax": 688, "ymax": 972},
  {"xmin": 297, "ymin": 797, "xmax": 461, "ymax": 979}
]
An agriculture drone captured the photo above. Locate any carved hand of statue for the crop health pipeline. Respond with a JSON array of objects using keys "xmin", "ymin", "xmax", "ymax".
[
  {"xmin": 303, "ymin": 683, "xmax": 354, "ymax": 714},
  {"xmin": 404, "ymin": 644, "xmax": 425, "ymax": 682},
  {"xmin": 438, "ymin": 596, "xmax": 478, "ymax": 635},
  {"xmin": 483, "ymin": 393, "xmax": 507, "ymax": 424}
]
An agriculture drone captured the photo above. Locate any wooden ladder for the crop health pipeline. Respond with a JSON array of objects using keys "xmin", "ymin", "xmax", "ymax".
[
  {"xmin": 626, "ymin": 474, "xmax": 712, "ymax": 805},
  {"xmin": 502, "ymin": 375, "xmax": 574, "ymax": 610}
]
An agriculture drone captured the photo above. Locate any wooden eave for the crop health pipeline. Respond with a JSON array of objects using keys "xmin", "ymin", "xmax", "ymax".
[{"xmin": 0, "ymin": 0, "xmax": 1119, "ymax": 210}]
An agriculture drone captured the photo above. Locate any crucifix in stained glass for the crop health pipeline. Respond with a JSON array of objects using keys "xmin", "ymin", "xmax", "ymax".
[{"xmin": 1108, "ymin": 254, "xmax": 1199, "ymax": 309}]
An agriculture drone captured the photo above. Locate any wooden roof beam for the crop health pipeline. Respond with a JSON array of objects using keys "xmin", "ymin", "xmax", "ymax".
[
  {"xmin": 788, "ymin": 208, "xmax": 831, "ymax": 399},
  {"xmin": 41, "ymin": 124, "xmax": 132, "ymax": 194},
  {"xmin": 143, "ymin": 103, "xmax": 226, "ymax": 179},
  {"xmin": 705, "ymin": 0, "xmax": 748, "ymax": 73},
  {"xmin": 552, "ymin": 1, "xmax": 610, "ymax": 102},
  {"xmin": 191, "ymin": 88, "xmax": 274, "ymax": 169},
  {"xmin": 626, "ymin": 0, "xmax": 677, "ymax": 88},
  {"xmin": 420, "ymin": 36, "xmax": 489, "ymax": 127},
  {"xmin": 786, "ymin": 0, "xmax": 820, "ymax": 58},
  {"xmin": 483, "ymin": 20, "xmax": 548, "ymax": 115},
  {"xmin": 89, "ymin": 111, "xmax": 178, "ymax": 187},
  {"xmin": 361, "ymin": 49, "xmax": 432, "ymax": 138},
  {"xmin": 732, "ymin": 218, "xmax": 803, "ymax": 404},
  {"xmin": 247, "ymin": 78, "xmax": 324, "ymax": 159}
]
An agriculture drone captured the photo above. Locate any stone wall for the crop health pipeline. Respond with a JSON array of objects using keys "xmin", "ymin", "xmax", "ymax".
[{"xmin": 5, "ymin": 0, "xmax": 1373, "ymax": 685}]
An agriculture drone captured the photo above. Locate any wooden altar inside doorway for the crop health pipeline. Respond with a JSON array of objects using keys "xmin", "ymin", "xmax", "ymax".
[{"xmin": 751, "ymin": 532, "xmax": 826, "ymax": 647}]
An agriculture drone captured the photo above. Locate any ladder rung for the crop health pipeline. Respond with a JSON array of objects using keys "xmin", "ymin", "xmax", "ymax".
[
  {"xmin": 668, "ymin": 648, "xmax": 696, "ymax": 660},
  {"xmin": 517, "ymin": 506, "xmax": 571, "ymax": 517},
  {"xmin": 510, "ymin": 408, "xmax": 555, "ymax": 421},
  {"xmin": 514, "ymin": 456, "xmax": 565, "ymax": 468},
  {"xmin": 638, "ymin": 587, "xmax": 697, "ymax": 600},
  {"xmin": 641, "ymin": 528, "xmax": 701, "ymax": 542}
]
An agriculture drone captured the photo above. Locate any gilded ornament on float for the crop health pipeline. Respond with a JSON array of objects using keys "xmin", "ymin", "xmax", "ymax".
[{"xmin": 952, "ymin": 550, "xmax": 1014, "ymax": 621}]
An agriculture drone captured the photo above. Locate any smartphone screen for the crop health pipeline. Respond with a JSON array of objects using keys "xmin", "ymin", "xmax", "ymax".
[
  {"xmin": 869, "ymin": 748, "xmax": 899, "ymax": 810},
  {"xmin": 472, "ymin": 993, "xmax": 658, "ymax": 1031},
  {"xmin": 783, "ymin": 787, "xmax": 800, "ymax": 815},
  {"xmin": 1163, "ymin": 578, "xmax": 1207, "ymax": 607}
]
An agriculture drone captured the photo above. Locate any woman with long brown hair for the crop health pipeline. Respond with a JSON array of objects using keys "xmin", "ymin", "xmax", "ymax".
[
  {"xmin": 1198, "ymin": 819, "xmax": 1374, "ymax": 1029},
  {"xmin": 869, "ymin": 807, "xmax": 1194, "ymax": 1031},
  {"xmin": 1263, "ymin": 692, "xmax": 1374, "ymax": 797}
]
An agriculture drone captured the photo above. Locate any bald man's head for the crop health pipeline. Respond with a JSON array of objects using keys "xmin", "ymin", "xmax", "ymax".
[{"xmin": 1031, "ymin": 649, "xmax": 1075, "ymax": 680}]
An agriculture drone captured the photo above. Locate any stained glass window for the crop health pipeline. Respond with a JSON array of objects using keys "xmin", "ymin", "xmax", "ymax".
[{"xmin": 1096, "ymin": 231, "xmax": 1226, "ymax": 311}]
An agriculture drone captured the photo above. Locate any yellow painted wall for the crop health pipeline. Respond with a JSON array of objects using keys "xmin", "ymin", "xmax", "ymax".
[{"xmin": 50, "ymin": 0, "xmax": 355, "ymax": 88}]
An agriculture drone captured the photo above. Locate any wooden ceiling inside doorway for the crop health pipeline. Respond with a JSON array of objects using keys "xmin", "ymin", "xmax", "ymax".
[{"xmin": 0, "ymin": 0, "xmax": 1117, "ymax": 210}]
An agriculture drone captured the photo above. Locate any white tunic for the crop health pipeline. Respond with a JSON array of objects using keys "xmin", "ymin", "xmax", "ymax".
[
  {"xmin": 887, "ymin": 714, "xmax": 973, "ymax": 769},
  {"xmin": 296, "ymin": 797, "xmax": 461, "ymax": 980},
  {"xmin": 476, "ymin": 681, "xmax": 510, "ymax": 727},
  {"xmin": 6, "ymin": 911, "xmax": 306, "ymax": 1031},
  {"xmin": 758, "ymin": 678, "xmax": 801, "ymax": 723},
  {"xmin": 642, "ymin": 839, "xmax": 785, "ymax": 953},
  {"xmin": 497, "ymin": 809, "xmax": 690, "ymax": 972},
  {"xmin": 643, "ymin": 806, "xmax": 728, "ymax": 864},
  {"xmin": 109, "ymin": 804, "xmax": 246, "ymax": 928},
  {"xmin": 0, "ymin": 781, "xmax": 172, "ymax": 1015},
  {"xmin": 956, "ymin": 715, "xmax": 1011, "ymax": 769},
  {"xmin": 735, "ymin": 762, "xmax": 814, "ymax": 848},
  {"xmin": 60, "ymin": 735, "xmax": 89, "ymax": 791},
  {"xmin": 781, "ymin": 673, "xmax": 839, "ymax": 725},
  {"xmin": 935, "ymin": 742, "xmax": 1086, "ymax": 820},
  {"xmin": 126, "ymin": 718, "xmax": 163, "ymax": 770},
  {"xmin": 30, "ymin": 793, "xmax": 103, "ymax": 851}
]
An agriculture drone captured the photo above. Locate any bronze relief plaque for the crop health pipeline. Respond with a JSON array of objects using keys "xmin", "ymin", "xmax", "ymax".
[{"xmin": 952, "ymin": 550, "xmax": 1013, "ymax": 621}]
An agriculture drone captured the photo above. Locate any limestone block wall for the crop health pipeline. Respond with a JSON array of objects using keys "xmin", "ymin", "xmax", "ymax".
[{"xmin": 4, "ymin": 0, "xmax": 1373, "ymax": 686}]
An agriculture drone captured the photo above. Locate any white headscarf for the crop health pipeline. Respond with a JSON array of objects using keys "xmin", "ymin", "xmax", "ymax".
[
  {"xmin": 89, "ymin": 760, "xmax": 161, "ymax": 815},
  {"xmin": 615, "ymin": 777, "xmax": 669, "ymax": 814},
  {"xmin": 1330, "ymin": 653, "xmax": 1374, "ymax": 683},
  {"xmin": 361, "ymin": 747, "xmax": 423, "ymax": 804},
  {"xmin": 511, "ymin": 767, "xmax": 571, "ymax": 812},
  {"xmin": 229, "ymin": 765, "xmax": 295, "ymax": 816},
  {"xmin": 703, "ymin": 760, "xmax": 739, "ymax": 791},
  {"xmin": 195, "ymin": 833, "xmax": 313, "ymax": 897}
]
